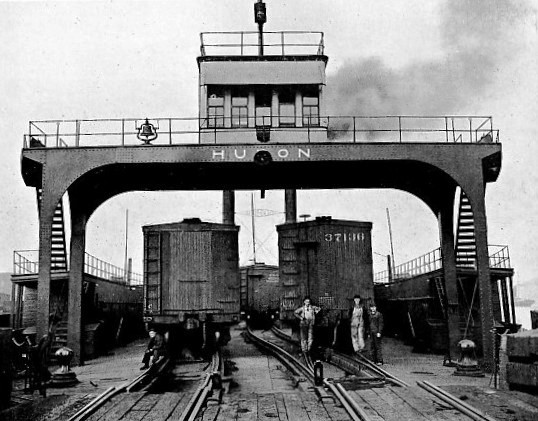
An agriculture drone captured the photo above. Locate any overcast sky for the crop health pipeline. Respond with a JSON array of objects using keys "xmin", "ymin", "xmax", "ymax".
[{"xmin": 0, "ymin": 1, "xmax": 536, "ymax": 294}]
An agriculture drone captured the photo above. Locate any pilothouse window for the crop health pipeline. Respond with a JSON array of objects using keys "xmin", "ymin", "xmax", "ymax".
[
  {"xmin": 302, "ymin": 86, "xmax": 319, "ymax": 126},
  {"xmin": 279, "ymin": 87, "xmax": 295, "ymax": 127},
  {"xmin": 303, "ymin": 96, "xmax": 319, "ymax": 126},
  {"xmin": 232, "ymin": 88, "xmax": 248, "ymax": 128},
  {"xmin": 207, "ymin": 87, "xmax": 224, "ymax": 128},
  {"xmin": 255, "ymin": 87, "xmax": 272, "ymax": 127}
]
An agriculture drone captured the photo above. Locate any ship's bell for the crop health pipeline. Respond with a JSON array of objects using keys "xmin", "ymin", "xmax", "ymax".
[{"xmin": 137, "ymin": 118, "xmax": 158, "ymax": 144}]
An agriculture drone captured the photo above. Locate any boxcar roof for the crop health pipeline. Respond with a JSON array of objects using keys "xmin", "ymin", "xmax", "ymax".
[
  {"xmin": 142, "ymin": 220, "xmax": 239, "ymax": 232},
  {"xmin": 276, "ymin": 218, "xmax": 372, "ymax": 230}
]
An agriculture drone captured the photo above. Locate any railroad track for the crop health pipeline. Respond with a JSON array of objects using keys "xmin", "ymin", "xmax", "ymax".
[
  {"xmin": 67, "ymin": 351, "xmax": 222, "ymax": 421},
  {"xmin": 270, "ymin": 326, "xmax": 395, "ymax": 388},
  {"xmin": 249, "ymin": 326, "xmax": 497, "ymax": 421}
]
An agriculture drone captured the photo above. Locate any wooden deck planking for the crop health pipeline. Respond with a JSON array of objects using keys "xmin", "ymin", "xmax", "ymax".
[
  {"xmin": 166, "ymin": 392, "xmax": 193, "ymax": 419},
  {"xmin": 215, "ymin": 400, "xmax": 238, "ymax": 421},
  {"xmin": 302, "ymin": 395, "xmax": 332, "ymax": 420},
  {"xmin": 201, "ymin": 404, "xmax": 221, "ymax": 421},
  {"xmin": 347, "ymin": 391, "xmax": 384, "ymax": 421},
  {"xmin": 274, "ymin": 393, "xmax": 290, "ymax": 421},
  {"xmin": 370, "ymin": 387, "xmax": 429, "ymax": 420},
  {"xmin": 257, "ymin": 394, "xmax": 280, "ymax": 420},
  {"xmin": 355, "ymin": 389, "xmax": 404, "ymax": 421},
  {"xmin": 389, "ymin": 386, "xmax": 463, "ymax": 421},
  {"xmin": 282, "ymin": 393, "xmax": 311, "ymax": 421},
  {"xmin": 142, "ymin": 392, "xmax": 186, "ymax": 421},
  {"xmin": 93, "ymin": 393, "xmax": 145, "ymax": 421},
  {"xmin": 236, "ymin": 395, "xmax": 258, "ymax": 421}
]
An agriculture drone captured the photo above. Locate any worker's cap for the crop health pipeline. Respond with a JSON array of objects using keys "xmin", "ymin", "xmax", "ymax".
[{"xmin": 148, "ymin": 327, "xmax": 156, "ymax": 332}]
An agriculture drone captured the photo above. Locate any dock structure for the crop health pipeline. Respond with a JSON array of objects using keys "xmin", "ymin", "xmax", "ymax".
[{"xmin": 19, "ymin": 3, "xmax": 505, "ymax": 370}]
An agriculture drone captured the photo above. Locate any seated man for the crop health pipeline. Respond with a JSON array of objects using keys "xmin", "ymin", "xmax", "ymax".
[{"xmin": 141, "ymin": 327, "xmax": 165, "ymax": 370}]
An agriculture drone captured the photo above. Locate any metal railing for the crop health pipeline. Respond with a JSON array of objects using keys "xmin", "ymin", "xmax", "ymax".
[
  {"xmin": 13, "ymin": 250, "xmax": 143, "ymax": 286},
  {"xmin": 374, "ymin": 248, "xmax": 443, "ymax": 284},
  {"xmin": 488, "ymin": 244, "xmax": 511, "ymax": 269},
  {"xmin": 200, "ymin": 31, "xmax": 324, "ymax": 56},
  {"xmin": 374, "ymin": 244, "xmax": 512, "ymax": 283},
  {"xmin": 23, "ymin": 115, "xmax": 499, "ymax": 148}
]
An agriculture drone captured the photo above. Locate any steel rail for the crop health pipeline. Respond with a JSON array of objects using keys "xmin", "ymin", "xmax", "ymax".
[
  {"xmin": 67, "ymin": 357, "xmax": 170, "ymax": 421},
  {"xmin": 66, "ymin": 386, "xmax": 116, "ymax": 421},
  {"xmin": 178, "ymin": 350, "xmax": 221, "ymax": 421},
  {"xmin": 250, "ymin": 328, "xmax": 374, "ymax": 421},
  {"xmin": 334, "ymin": 382, "xmax": 372, "ymax": 421},
  {"xmin": 270, "ymin": 325, "xmax": 402, "ymax": 387},
  {"xmin": 353, "ymin": 352, "xmax": 410, "ymax": 388},
  {"xmin": 417, "ymin": 381, "xmax": 497, "ymax": 421},
  {"xmin": 245, "ymin": 327, "xmax": 314, "ymax": 382}
]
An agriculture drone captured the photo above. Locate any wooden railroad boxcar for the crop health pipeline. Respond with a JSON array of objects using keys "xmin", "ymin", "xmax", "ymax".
[
  {"xmin": 143, "ymin": 219, "xmax": 240, "ymax": 326},
  {"xmin": 277, "ymin": 216, "xmax": 374, "ymax": 325},
  {"xmin": 240, "ymin": 263, "xmax": 280, "ymax": 327}
]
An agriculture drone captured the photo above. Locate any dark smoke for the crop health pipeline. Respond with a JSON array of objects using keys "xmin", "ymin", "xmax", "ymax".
[{"xmin": 324, "ymin": 0, "xmax": 532, "ymax": 139}]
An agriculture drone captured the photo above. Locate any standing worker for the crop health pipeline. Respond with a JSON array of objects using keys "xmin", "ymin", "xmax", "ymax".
[
  {"xmin": 294, "ymin": 297, "xmax": 321, "ymax": 354},
  {"xmin": 349, "ymin": 295, "xmax": 366, "ymax": 355},
  {"xmin": 368, "ymin": 304, "xmax": 384, "ymax": 365},
  {"xmin": 141, "ymin": 327, "xmax": 165, "ymax": 370}
]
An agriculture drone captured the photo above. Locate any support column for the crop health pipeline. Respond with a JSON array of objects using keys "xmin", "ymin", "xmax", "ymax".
[
  {"xmin": 68, "ymin": 209, "xmax": 87, "ymax": 366},
  {"xmin": 10, "ymin": 282, "xmax": 16, "ymax": 329},
  {"xmin": 36, "ymin": 194, "xmax": 57, "ymax": 341},
  {"xmin": 284, "ymin": 189, "xmax": 297, "ymax": 223},
  {"xmin": 222, "ymin": 190, "xmax": 235, "ymax": 225},
  {"xmin": 499, "ymin": 277, "xmax": 510, "ymax": 323},
  {"xmin": 17, "ymin": 285, "xmax": 23, "ymax": 329},
  {"xmin": 468, "ymin": 189, "xmax": 495, "ymax": 371},
  {"xmin": 438, "ymin": 204, "xmax": 460, "ymax": 364},
  {"xmin": 508, "ymin": 276, "xmax": 516, "ymax": 324}
]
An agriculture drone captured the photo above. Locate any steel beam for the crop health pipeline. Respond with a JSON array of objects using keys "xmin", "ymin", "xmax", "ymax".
[
  {"xmin": 467, "ymin": 186, "xmax": 495, "ymax": 371},
  {"xmin": 222, "ymin": 190, "xmax": 235, "ymax": 225},
  {"xmin": 67, "ymin": 208, "xmax": 87, "ymax": 365},
  {"xmin": 284, "ymin": 189, "xmax": 297, "ymax": 223},
  {"xmin": 438, "ymin": 202, "xmax": 460, "ymax": 364}
]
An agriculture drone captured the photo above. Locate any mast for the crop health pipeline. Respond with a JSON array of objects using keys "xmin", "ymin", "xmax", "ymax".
[
  {"xmin": 386, "ymin": 208, "xmax": 396, "ymax": 273},
  {"xmin": 123, "ymin": 208, "xmax": 129, "ymax": 283},
  {"xmin": 251, "ymin": 193, "xmax": 257, "ymax": 263},
  {"xmin": 254, "ymin": 0, "xmax": 266, "ymax": 56}
]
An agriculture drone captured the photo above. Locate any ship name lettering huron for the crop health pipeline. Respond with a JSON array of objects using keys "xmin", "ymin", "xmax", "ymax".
[{"xmin": 212, "ymin": 148, "xmax": 311, "ymax": 160}]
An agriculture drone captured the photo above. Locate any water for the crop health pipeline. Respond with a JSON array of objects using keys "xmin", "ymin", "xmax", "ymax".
[{"xmin": 514, "ymin": 305, "xmax": 535, "ymax": 330}]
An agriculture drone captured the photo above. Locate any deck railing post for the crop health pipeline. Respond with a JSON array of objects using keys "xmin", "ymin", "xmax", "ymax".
[
  {"xmin": 121, "ymin": 119, "xmax": 125, "ymax": 146},
  {"xmin": 353, "ymin": 117, "xmax": 356, "ymax": 143},
  {"xmin": 469, "ymin": 118, "xmax": 472, "ymax": 143},
  {"xmin": 169, "ymin": 118, "xmax": 172, "ymax": 144},
  {"xmin": 398, "ymin": 116, "xmax": 402, "ymax": 142}
]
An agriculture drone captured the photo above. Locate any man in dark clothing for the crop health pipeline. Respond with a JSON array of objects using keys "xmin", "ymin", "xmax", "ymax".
[
  {"xmin": 141, "ymin": 328, "xmax": 165, "ymax": 370},
  {"xmin": 368, "ymin": 304, "xmax": 384, "ymax": 365}
]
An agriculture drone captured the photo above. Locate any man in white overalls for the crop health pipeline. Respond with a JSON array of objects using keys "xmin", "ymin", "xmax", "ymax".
[{"xmin": 350, "ymin": 294, "xmax": 366, "ymax": 355}]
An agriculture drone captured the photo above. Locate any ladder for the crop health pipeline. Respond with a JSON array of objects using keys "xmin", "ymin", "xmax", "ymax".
[
  {"xmin": 434, "ymin": 277, "xmax": 448, "ymax": 320},
  {"xmin": 36, "ymin": 188, "xmax": 68, "ymax": 272},
  {"xmin": 455, "ymin": 190, "xmax": 477, "ymax": 268}
]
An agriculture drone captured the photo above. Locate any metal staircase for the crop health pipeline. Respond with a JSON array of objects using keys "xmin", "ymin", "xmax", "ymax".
[
  {"xmin": 455, "ymin": 190, "xmax": 477, "ymax": 268},
  {"xmin": 36, "ymin": 188, "xmax": 68, "ymax": 272}
]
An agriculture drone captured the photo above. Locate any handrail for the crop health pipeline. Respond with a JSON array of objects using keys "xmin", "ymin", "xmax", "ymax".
[
  {"xmin": 199, "ymin": 31, "xmax": 325, "ymax": 56},
  {"xmin": 13, "ymin": 250, "xmax": 143, "ymax": 286},
  {"xmin": 24, "ymin": 115, "xmax": 499, "ymax": 149},
  {"xmin": 374, "ymin": 244, "xmax": 512, "ymax": 283}
]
